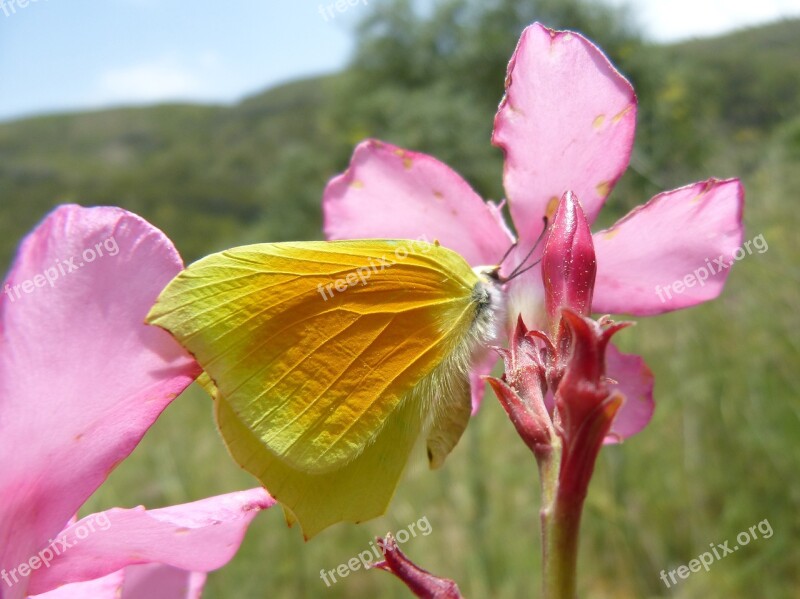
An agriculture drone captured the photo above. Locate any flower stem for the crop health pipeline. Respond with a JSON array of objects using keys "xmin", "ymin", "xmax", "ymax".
[
  {"xmin": 541, "ymin": 492, "xmax": 582, "ymax": 599},
  {"xmin": 539, "ymin": 437, "xmax": 582, "ymax": 599}
]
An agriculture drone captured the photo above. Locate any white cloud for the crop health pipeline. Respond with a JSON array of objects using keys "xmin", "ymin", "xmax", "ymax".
[
  {"xmin": 93, "ymin": 59, "xmax": 205, "ymax": 104},
  {"xmin": 623, "ymin": 0, "xmax": 800, "ymax": 41}
]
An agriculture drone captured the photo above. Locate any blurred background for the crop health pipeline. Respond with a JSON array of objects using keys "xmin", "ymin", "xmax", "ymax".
[{"xmin": 2, "ymin": 0, "xmax": 799, "ymax": 597}]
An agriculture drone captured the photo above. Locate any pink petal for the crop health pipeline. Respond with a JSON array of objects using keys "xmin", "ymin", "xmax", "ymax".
[
  {"xmin": 592, "ymin": 179, "xmax": 745, "ymax": 315},
  {"xmin": 29, "ymin": 565, "xmax": 206, "ymax": 599},
  {"xmin": 0, "ymin": 205, "xmax": 200, "ymax": 593},
  {"xmin": 26, "ymin": 489, "xmax": 274, "ymax": 596},
  {"xmin": 119, "ymin": 565, "xmax": 206, "ymax": 599},
  {"xmin": 493, "ymin": 23, "xmax": 636, "ymax": 238},
  {"xmin": 604, "ymin": 344, "xmax": 655, "ymax": 442},
  {"xmin": 505, "ymin": 259, "xmax": 548, "ymax": 332},
  {"xmin": 30, "ymin": 571, "xmax": 125, "ymax": 599},
  {"xmin": 323, "ymin": 139, "xmax": 515, "ymax": 266},
  {"xmin": 469, "ymin": 350, "xmax": 500, "ymax": 414}
]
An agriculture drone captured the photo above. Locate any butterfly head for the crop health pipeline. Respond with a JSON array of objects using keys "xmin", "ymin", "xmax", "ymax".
[{"xmin": 470, "ymin": 265, "xmax": 505, "ymax": 344}]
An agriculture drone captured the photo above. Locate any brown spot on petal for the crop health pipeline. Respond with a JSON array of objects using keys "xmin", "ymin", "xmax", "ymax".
[
  {"xmin": 691, "ymin": 180, "xmax": 715, "ymax": 203},
  {"xmin": 612, "ymin": 105, "xmax": 634, "ymax": 123},
  {"xmin": 393, "ymin": 148, "xmax": 413, "ymax": 170},
  {"xmin": 596, "ymin": 181, "xmax": 611, "ymax": 198},
  {"xmin": 545, "ymin": 196, "xmax": 560, "ymax": 220},
  {"xmin": 75, "ymin": 433, "xmax": 84, "ymax": 441},
  {"xmin": 147, "ymin": 392, "xmax": 177, "ymax": 404},
  {"xmin": 351, "ymin": 179, "xmax": 364, "ymax": 189},
  {"xmin": 175, "ymin": 527, "xmax": 191, "ymax": 535},
  {"xmin": 433, "ymin": 190, "xmax": 444, "ymax": 201},
  {"xmin": 593, "ymin": 115, "xmax": 605, "ymax": 129},
  {"xmin": 602, "ymin": 229, "xmax": 620, "ymax": 240}
]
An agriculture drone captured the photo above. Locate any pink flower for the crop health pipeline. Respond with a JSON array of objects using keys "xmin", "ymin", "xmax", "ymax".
[
  {"xmin": 0, "ymin": 205, "xmax": 274, "ymax": 599},
  {"xmin": 322, "ymin": 23, "xmax": 744, "ymax": 439}
]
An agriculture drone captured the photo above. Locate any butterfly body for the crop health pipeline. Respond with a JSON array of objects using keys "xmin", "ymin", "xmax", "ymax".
[{"xmin": 147, "ymin": 239, "xmax": 502, "ymax": 536}]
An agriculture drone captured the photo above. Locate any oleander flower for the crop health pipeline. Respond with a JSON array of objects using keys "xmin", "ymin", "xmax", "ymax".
[
  {"xmin": 323, "ymin": 22, "xmax": 744, "ymax": 440},
  {"xmin": 0, "ymin": 205, "xmax": 274, "ymax": 599}
]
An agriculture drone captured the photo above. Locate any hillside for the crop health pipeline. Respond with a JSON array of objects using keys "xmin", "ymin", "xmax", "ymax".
[
  {"xmin": 1, "ymin": 19, "xmax": 799, "ymax": 270},
  {"xmin": 0, "ymin": 75, "xmax": 347, "ymax": 270}
]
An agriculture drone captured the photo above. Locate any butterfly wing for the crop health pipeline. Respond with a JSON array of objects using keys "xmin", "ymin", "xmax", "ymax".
[
  {"xmin": 211, "ymin": 377, "xmax": 425, "ymax": 538},
  {"xmin": 147, "ymin": 240, "xmax": 482, "ymax": 475}
]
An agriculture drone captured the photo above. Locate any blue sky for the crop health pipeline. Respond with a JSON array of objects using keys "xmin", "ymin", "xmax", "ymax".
[{"xmin": 1, "ymin": 0, "xmax": 799, "ymax": 122}]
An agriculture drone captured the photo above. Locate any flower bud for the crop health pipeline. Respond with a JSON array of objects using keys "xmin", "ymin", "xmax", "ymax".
[
  {"xmin": 373, "ymin": 534, "xmax": 463, "ymax": 598},
  {"xmin": 485, "ymin": 317, "xmax": 553, "ymax": 458},
  {"xmin": 542, "ymin": 191, "xmax": 597, "ymax": 327}
]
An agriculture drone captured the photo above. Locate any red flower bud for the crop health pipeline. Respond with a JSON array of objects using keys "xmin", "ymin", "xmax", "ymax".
[
  {"xmin": 554, "ymin": 310, "xmax": 630, "ymax": 500},
  {"xmin": 373, "ymin": 534, "xmax": 463, "ymax": 599},
  {"xmin": 485, "ymin": 317, "xmax": 553, "ymax": 458},
  {"xmin": 542, "ymin": 191, "xmax": 597, "ymax": 328}
]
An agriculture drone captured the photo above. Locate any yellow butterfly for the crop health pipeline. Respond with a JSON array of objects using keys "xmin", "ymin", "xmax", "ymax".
[{"xmin": 147, "ymin": 239, "xmax": 503, "ymax": 538}]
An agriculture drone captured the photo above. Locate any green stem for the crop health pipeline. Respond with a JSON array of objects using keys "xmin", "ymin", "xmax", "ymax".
[{"xmin": 538, "ymin": 437, "xmax": 583, "ymax": 599}]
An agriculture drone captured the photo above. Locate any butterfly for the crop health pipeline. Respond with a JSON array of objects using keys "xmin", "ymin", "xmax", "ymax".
[{"xmin": 147, "ymin": 238, "xmax": 514, "ymax": 538}]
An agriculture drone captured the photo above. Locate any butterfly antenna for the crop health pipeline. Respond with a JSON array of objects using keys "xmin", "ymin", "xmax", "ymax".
[
  {"xmin": 503, "ymin": 216, "xmax": 549, "ymax": 282},
  {"xmin": 497, "ymin": 240, "xmax": 518, "ymax": 268},
  {"xmin": 505, "ymin": 257, "xmax": 543, "ymax": 281}
]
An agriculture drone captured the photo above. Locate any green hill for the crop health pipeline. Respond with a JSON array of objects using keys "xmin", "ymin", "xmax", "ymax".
[
  {"xmin": 2, "ymin": 19, "xmax": 799, "ymax": 269},
  {"xmin": 0, "ymin": 75, "xmax": 348, "ymax": 270}
]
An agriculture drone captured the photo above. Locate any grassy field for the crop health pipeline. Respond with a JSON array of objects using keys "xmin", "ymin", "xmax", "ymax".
[{"xmin": 3, "ymin": 7, "xmax": 799, "ymax": 598}]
